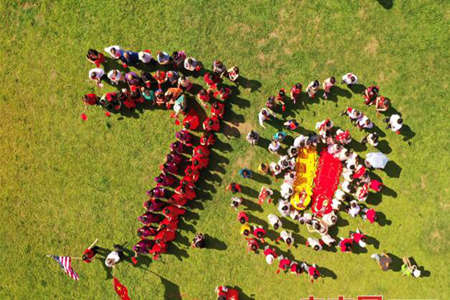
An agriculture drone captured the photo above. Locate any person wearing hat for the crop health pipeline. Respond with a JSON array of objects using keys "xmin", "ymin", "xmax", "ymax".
[
  {"xmin": 240, "ymin": 224, "xmax": 251, "ymax": 236},
  {"xmin": 246, "ymin": 237, "xmax": 259, "ymax": 253},
  {"xmin": 276, "ymin": 255, "xmax": 291, "ymax": 274}
]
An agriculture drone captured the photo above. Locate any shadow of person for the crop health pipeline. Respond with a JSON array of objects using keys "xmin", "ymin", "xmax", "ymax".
[
  {"xmin": 382, "ymin": 185, "xmax": 397, "ymax": 198},
  {"xmin": 332, "ymin": 86, "xmax": 353, "ymax": 99},
  {"xmin": 221, "ymin": 122, "xmax": 241, "ymax": 139},
  {"xmin": 365, "ymin": 235, "xmax": 380, "ymax": 249},
  {"xmin": 387, "ymin": 252, "xmax": 403, "ymax": 272},
  {"xmin": 240, "ymin": 185, "xmax": 259, "ymax": 198},
  {"xmin": 159, "ymin": 275, "xmax": 182, "ymax": 300},
  {"xmin": 348, "ymin": 83, "xmax": 366, "ymax": 94},
  {"xmin": 376, "ymin": 139, "xmax": 392, "ymax": 154},
  {"xmin": 377, "ymin": 0, "xmax": 393, "ymax": 9},
  {"xmin": 251, "ymin": 172, "xmax": 272, "ymax": 184},
  {"xmin": 384, "ymin": 160, "xmax": 402, "ymax": 178},
  {"xmin": 367, "ymin": 192, "xmax": 382, "ymax": 206},
  {"xmin": 242, "ymin": 199, "xmax": 263, "ymax": 212},
  {"xmin": 232, "ymin": 286, "xmax": 256, "ymax": 300},
  {"xmin": 205, "ymin": 235, "xmax": 227, "ymax": 250},
  {"xmin": 376, "ymin": 211, "xmax": 392, "ymax": 226},
  {"xmin": 238, "ymin": 76, "xmax": 262, "ymax": 93},
  {"xmin": 318, "ymin": 266, "xmax": 337, "ymax": 279},
  {"xmin": 401, "ymin": 125, "xmax": 415, "ymax": 142},
  {"xmin": 213, "ymin": 138, "xmax": 233, "ymax": 153},
  {"xmin": 169, "ymin": 243, "xmax": 189, "ymax": 261},
  {"xmin": 408, "ymin": 257, "xmax": 431, "ymax": 278}
]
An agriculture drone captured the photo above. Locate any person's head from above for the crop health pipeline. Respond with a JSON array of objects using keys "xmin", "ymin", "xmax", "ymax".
[
  {"xmin": 295, "ymin": 82, "xmax": 302, "ymax": 89},
  {"xmin": 275, "ymin": 165, "xmax": 281, "ymax": 171},
  {"xmin": 250, "ymin": 244, "xmax": 258, "ymax": 251},
  {"xmin": 199, "ymin": 88, "xmax": 207, "ymax": 95},
  {"xmin": 266, "ymin": 255, "xmax": 274, "ymax": 264},
  {"xmin": 365, "ymin": 119, "xmax": 371, "ymax": 125},
  {"xmin": 111, "ymin": 48, "xmax": 117, "ymax": 55},
  {"xmin": 243, "ymin": 229, "xmax": 250, "ymax": 236},
  {"xmin": 90, "ymin": 72, "xmax": 97, "ymax": 79},
  {"xmin": 82, "ymin": 254, "xmax": 89, "ymax": 261},
  {"xmin": 313, "ymin": 244, "xmax": 320, "ymax": 251},
  {"xmin": 233, "ymin": 66, "xmax": 239, "ymax": 73},
  {"xmin": 286, "ymin": 237, "xmax": 292, "ymax": 245},
  {"xmin": 155, "ymin": 176, "xmax": 163, "ymax": 184},
  {"xmin": 184, "ymin": 122, "xmax": 191, "ymax": 130},
  {"xmin": 239, "ymin": 217, "xmax": 246, "ymax": 224},
  {"xmin": 330, "ymin": 76, "xmax": 336, "ymax": 84},
  {"xmin": 187, "ymin": 58, "xmax": 193, "ymax": 65},
  {"xmin": 123, "ymin": 52, "xmax": 129, "ymax": 59},
  {"xmin": 208, "ymin": 119, "xmax": 214, "ymax": 126},
  {"xmin": 397, "ymin": 118, "xmax": 403, "ymax": 125},
  {"xmin": 215, "ymin": 60, "xmax": 223, "ymax": 67},
  {"xmin": 373, "ymin": 86, "xmax": 379, "ymax": 94},
  {"xmin": 218, "ymin": 296, "xmax": 227, "ymax": 300},
  {"xmin": 212, "ymin": 102, "xmax": 219, "ymax": 109},
  {"xmin": 313, "ymin": 273, "xmax": 319, "ymax": 279},
  {"xmin": 267, "ymin": 95, "xmax": 275, "ymax": 102},
  {"xmin": 273, "ymin": 222, "xmax": 280, "ymax": 230},
  {"xmin": 350, "ymin": 201, "xmax": 357, "ymax": 208},
  {"xmin": 279, "ymin": 89, "xmax": 285, "ymax": 97},
  {"xmin": 314, "ymin": 223, "xmax": 321, "ymax": 231},
  {"xmin": 313, "ymin": 80, "xmax": 319, "ymax": 88},
  {"xmin": 256, "ymin": 231, "xmax": 264, "ymax": 238}
]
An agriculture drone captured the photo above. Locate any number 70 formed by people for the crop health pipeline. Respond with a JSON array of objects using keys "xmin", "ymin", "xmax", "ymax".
[{"xmin": 302, "ymin": 296, "xmax": 382, "ymax": 300}]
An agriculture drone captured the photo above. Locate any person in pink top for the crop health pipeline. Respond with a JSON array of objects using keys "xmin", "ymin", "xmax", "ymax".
[{"xmin": 322, "ymin": 77, "xmax": 336, "ymax": 99}]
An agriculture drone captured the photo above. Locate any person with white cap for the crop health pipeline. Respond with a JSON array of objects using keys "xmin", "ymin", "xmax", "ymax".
[{"xmin": 263, "ymin": 245, "xmax": 278, "ymax": 265}]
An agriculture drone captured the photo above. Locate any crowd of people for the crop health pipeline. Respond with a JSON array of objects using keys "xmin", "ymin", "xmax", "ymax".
[
  {"xmin": 83, "ymin": 46, "xmax": 241, "ymax": 262},
  {"xmin": 233, "ymin": 72, "xmax": 417, "ymax": 280}
]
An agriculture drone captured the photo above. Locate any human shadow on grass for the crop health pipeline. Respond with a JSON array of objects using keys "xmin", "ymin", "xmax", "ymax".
[
  {"xmin": 400, "ymin": 125, "xmax": 415, "ymax": 142},
  {"xmin": 213, "ymin": 138, "xmax": 233, "ymax": 153},
  {"xmin": 238, "ymin": 76, "xmax": 262, "ymax": 93},
  {"xmin": 240, "ymin": 185, "xmax": 259, "ymax": 198},
  {"xmin": 348, "ymin": 83, "xmax": 366, "ymax": 94},
  {"xmin": 222, "ymin": 122, "xmax": 241, "ymax": 139},
  {"xmin": 256, "ymin": 136, "xmax": 271, "ymax": 150},
  {"xmin": 251, "ymin": 172, "xmax": 272, "ymax": 184},
  {"xmin": 386, "ymin": 252, "xmax": 403, "ymax": 272},
  {"xmin": 318, "ymin": 266, "xmax": 337, "ymax": 279},
  {"xmin": 224, "ymin": 108, "xmax": 245, "ymax": 127},
  {"xmin": 205, "ymin": 235, "xmax": 227, "ymax": 251},
  {"xmin": 232, "ymin": 286, "xmax": 256, "ymax": 300},
  {"xmin": 376, "ymin": 139, "xmax": 392, "ymax": 154},
  {"xmin": 365, "ymin": 235, "xmax": 380, "ymax": 249},
  {"xmin": 384, "ymin": 160, "xmax": 402, "ymax": 178},
  {"xmin": 243, "ymin": 200, "xmax": 264, "ymax": 212},
  {"xmin": 159, "ymin": 275, "xmax": 182, "ymax": 300},
  {"xmin": 169, "ymin": 243, "xmax": 189, "ymax": 261},
  {"xmin": 377, "ymin": 0, "xmax": 393, "ymax": 9},
  {"xmin": 376, "ymin": 211, "xmax": 392, "ymax": 226},
  {"xmin": 367, "ymin": 192, "xmax": 382, "ymax": 206}
]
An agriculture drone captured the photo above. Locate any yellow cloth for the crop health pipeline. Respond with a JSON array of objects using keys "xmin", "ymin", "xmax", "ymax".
[{"xmin": 290, "ymin": 147, "xmax": 318, "ymax": 210}]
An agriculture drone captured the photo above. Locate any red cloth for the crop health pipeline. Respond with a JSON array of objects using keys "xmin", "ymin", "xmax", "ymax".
[
  {"xmin": 82, "ymin": 248, "xmax": 95, "ymax": 263},
  {"xmin": 84, "ymin": 94, "xmax": 97, "ymax": 105},
  {"xmin": 339, "ymin": 238, "xmax": 353, "ymax": 252},
  {"xmin": 263, "ymin": 247, "xmax": 277, "ymax": 258},
  {"xmin": 352, "ymin": 232, "xmax": 366, "ymax": 243},
  {"xmin": 113, "ymin": 277, "xmax": 130, "ymax": 300},
  {"xmin": 94, "ymin": 53, "xmax": 105, "ymax": 67},
  {"xmin": 311, "ymin": 150, "xmax": 343, "ymax": 216},
  {"xmin": 182, "ymin": 109, "xmax": 200, "ymax": 130},
  {"xmin": 279, "ymin": 258, "xmax": 291, "ymax": 270},
  {"xmin": 237, "ymin": 211, "xmax": 248, "ymax": 223},
  {"xmin": 369, "ymin": 179, "xmax": 383, "ymax": 192},
  {"xmin": 366, "ymin": 208, "xmax": 376, "ymax": 223}
]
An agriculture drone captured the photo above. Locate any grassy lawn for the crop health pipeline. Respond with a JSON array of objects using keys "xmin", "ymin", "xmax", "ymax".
[{"xmin": 0, "ymin": 0, "xmax": 449, "ymax": 299}]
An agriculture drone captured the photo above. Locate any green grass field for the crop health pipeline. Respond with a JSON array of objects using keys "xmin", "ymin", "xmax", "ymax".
[{"xmin": 1, "ymin": 0, "xmax": 449, "ymax": 299}]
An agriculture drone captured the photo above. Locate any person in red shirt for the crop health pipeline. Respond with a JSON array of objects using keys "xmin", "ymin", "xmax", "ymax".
[
  {"xmin": 263, "ymin": 246, "xmax": 278, "ymax": 264},
  {"xmin": 143, "ymin": 198, "xmax": 166, "ymax": 212},
  {"xmin": 138, "ymin": 212, "xmax": 163, "ymax": 225},
  {"xmin": 82, "ymin": 94, "xmax": 99, "ymax": 106},
  {"xmin": 307, "ymin": 264, "xmax": 320, "ymax": 283},
  {"xmin": 246, "ymin": 237, "xmax": 259, "ymax": 253},
  {"xmin": 215, "ymin": 286, "xmax": 228, "ymax": 300},
  {"xmin": 158, "ymin": 217, "xmax": 179, "ymax": 232},
  {"xmin": 252, "ymin": 226, "xmax": 266, "ymax": 243},
  {"xmin": 290, "ymin": 83, "xmax": 302, "ymax": 104},
  {"xmin": 82, "ymin": 247, "xmax": 97, "ymax": 263},
  {"xmin": 154, "ymin": 70, "xmax": 166, "ymax": 88},
  {"xmin": 191, "ymin": 156, "xmax": 209, "ymax": 170},
  {"xmin": 290, "ymin": 261, "xmax": 303, "ymax": 275},
  {"xmin": 363, "ymin": 85, "xmax": 380, "ymax": 105},
  {"xmin": 276, "ymin": 88, "xmax": 287, "ymax": 112},
  {"xmin": 149, "ymin": 240, "xmax": 167, "ymax": 260},
  {"xmin": 182, "ymin": 108, "xmax": 200, "ymax": 130},
  {"xmin": 203, "ymin": 116, "xmax": 221, "ymax": 132},
  {"xmin": 339, "ymin": 238, "xmax": 353, "ymax": 252},
  {"xmin": 204, "ymin": 72, "xmax": 222, "ymax": 90},
  {"xmin": 155, "ymin": 227, "xmax": 177, "ymax": 243},
  {"xmin": 184, "ymin": 165, "xmax": 200, "ymax": 182},
  {"xmin": 213, "ymin": 87, "xmax": 231, "ymax": 101},
  {"xmin": 276, "ymin": 255, "xmax": 291, "ymax": 274},
  {"xmin": 86, "ymin": 49, "xmax": 105, "ymax": 67},
  {"xmin": 193, "ymin": 144, "xmax": 210, "ymax": 159},
  {"xmin": 200, "ymin": 132, "xmax": 216, "ymax": 147},
  {"xmin": 137, "ymin": 225, "xmax": 159, "ymax": 238},
  {"xmin": 162, "ymin": 205, "xmax": 186, "ymax": 221},
  {"xmin": 369, "ymin": 179, "xmax": 383, "ymax": 192},
  {"xmin": 211, "ymin": 101, "xmax": 225, "ymax": 119},
  {"xmin": 226, "ymin": 182, "xmax": 242, "ymax": 194},
  {"xmin": 237, "ymin": 211, "xmax": 248, "ymax": 224},
  {"xmin": 362, "ymin": 207, "xmax": 377, "ymax": 223},
  {"xmin": 350, "ymin": 229, "xmax": 367, "ymax": 248},
  {"xmin": 197, "ymin": 88, "xmax": 211, "ymax": 108}
]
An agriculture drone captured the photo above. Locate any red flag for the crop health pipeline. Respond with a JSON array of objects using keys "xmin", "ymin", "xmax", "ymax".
[{"xmin": 113, "ymin": 277, "xmax": 130, "ymax": 300}]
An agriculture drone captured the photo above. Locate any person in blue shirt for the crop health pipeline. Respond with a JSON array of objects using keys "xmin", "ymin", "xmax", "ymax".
[
  {"xmin": 239, "ymin": 168, "xmax": 253, "ymax": 179},
  {"xmin": 120, "ymin": 50, "xmax": 139, "ymax": 68},
  {"xmin": 273, "ymin": 131, "xmax": 287, "ymax": 142}
]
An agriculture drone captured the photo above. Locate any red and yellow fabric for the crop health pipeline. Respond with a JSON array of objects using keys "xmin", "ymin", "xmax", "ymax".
[{"xmin": 290, "ymin": 147, "xmax": 318, "ymax": 210}]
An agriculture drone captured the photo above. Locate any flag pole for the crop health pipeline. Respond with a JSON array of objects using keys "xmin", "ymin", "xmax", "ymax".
[{"xmin": 88, "ymin": 239, "xmax": 99, "ymax": 249}]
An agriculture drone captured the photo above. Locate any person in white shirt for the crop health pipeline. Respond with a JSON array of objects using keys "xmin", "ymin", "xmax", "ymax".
[
  {"xmin": 268, "ymin": 140, "xmax": 280, "ymax": 154},
  {"xmin": 184, "ymin": 57, "xmax": 199, "ymax": 72},
  {"xmin": 284, "ymin": 171, "xmax": 296, "ymax": 186},
  {"xmin": 293, "ymin": 134, "xmax": 308, "ymax": 148},
  {"xmin": 385, "ymin": 114, "xmax": 403, "ymax": 134},
  {"xmin": 322, "ymin": 212, "xmax": 338, "ymax": 226},
  {"xmin": 105, "ymin": 245, "xmax": 123, "ymax": 268},
  {"xmin": 277, "ymin": 230, "xmax": 294, "ymax": 247},
  {"xmin": 289, "ymin": 209, "xmax": 301, "ymax": 221},
  {"xmin": 280, "ymin": 182, "xmax": 294, "ymax": 199},
  {"xmin": 298, "ymin": 212, "xmax": 313, "ymax": 225},
  {"xmin": 356, "ymin": 114, "xmax": 374, "ymax": 130},
  {"xmin": 277, "ymin": 200, "xmax": 291, "ymax": 217},
  {"xmin": 306, "ymin": 80, "xmax": 320, "ymax": 99},
  {"xmin": 342, "ymin": 73, "xmax": 358, "ymax": 86},
  {"xmin": 341, "ymin": 180, "xmax": 355, "ymax": 194},
  {"xmin": 269, "ymin": 162, "xmax": 282, "ymax": 176},
  {"xmin": 157, "ymin": 51, "xmax": 170, "ymax": 65},
  {"xmin": 320, "ymin": 234, "xmax": 336, "ymax": 247},
  {"xmin": 267, "ymin": 214, "xmax": 282, "ymax": 230},
  {"xmin": 107, "ymin": 69, "xmax": 122, "ymax": 85},
  {"xmin": 361, "ymin": 132, "xmax": 379, "ymax": 147},
  {"xmin": 341, "ymin": 107, "xmax": 361, "ymax": 123},
  {"xmin": 347, "ymin": 200, "xmax": 361, "ymax": 217},
  {"xmin": 138, "ymin": 50, "xmax": 153, "ymax": 64},
  {"xmin": 104, "ymin": 45, "xmax": 123, "ymax": 59},
  {"xmin": 258, "ymin": 108, "xmax": 274, "ymax": 128},
  {"xmin": 306, "ymin": 237, "xmax": 322, "ymax": 251},
  {"xmin": 315, "ymin": 119, "xmax": 334, "ymax": 134},
  {"xmin": 336, "ymin": 147, "xmax": 350, "ymax": 161},
  {"xmin": 89, "ymin": 68, "xmax": 105, "ymax": 87},
  {"xmin": 227, "ymin": 66, "xmax": 239, "ymax": 82}
]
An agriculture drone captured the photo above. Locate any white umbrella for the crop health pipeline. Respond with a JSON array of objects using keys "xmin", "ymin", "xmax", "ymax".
[{"xmin": 366, "ymin": 152, "xmax": 389, "ymax": 169}]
